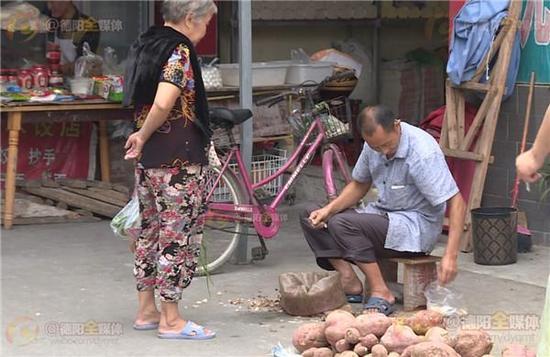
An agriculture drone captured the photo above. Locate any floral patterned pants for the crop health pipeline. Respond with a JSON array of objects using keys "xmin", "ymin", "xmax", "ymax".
[{"xmin": 134, "ymin": 164, "xmax": 209, "ymax": 302}]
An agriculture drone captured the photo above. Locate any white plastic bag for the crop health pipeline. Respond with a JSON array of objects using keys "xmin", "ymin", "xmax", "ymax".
[
  {"xmin": 110, "ymin": 194, "xmax": 140, "ymax": 240},
  {"xmin": 424, "ymin": 281, "xmax": 467, "ymax": 317},
  {"xmin": 201, "ymin": 58, "xmax": 223, "ymax": 89}
]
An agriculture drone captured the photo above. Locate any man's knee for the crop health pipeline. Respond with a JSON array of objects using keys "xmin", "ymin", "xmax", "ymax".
[{"xmin": 327, "ymin": 214, "xmax": 349, "ymax": 233}]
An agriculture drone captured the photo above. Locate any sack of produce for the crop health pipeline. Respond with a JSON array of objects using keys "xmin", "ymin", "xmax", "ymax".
[{"xmin": 279, "ymin": 272, "xmax": 347, "ymax": 316}]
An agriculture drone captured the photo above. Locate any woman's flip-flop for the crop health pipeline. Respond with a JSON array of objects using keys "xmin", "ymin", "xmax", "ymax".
[
  {"xmin": 363, "ymin": 296, "xmax": 395, "ymax": 316},
  {"xmin": 345, "ymin": 294, "xmax": 364, "ymax": 304},
  {"xmin": 157, "ymin": 321, "xmax": 216, "ymax": 340},
  {"xmin": 133, "ymin": 322, "xmax": 160, "ymax": 331}
]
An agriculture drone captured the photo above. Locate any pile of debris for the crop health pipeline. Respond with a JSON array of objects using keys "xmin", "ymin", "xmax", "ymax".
[{"xmin": 229, "ymin": 294, "xmax": 283, "ymax": 313}]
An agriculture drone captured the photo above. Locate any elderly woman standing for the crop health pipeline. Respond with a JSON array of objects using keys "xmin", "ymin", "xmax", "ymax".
[{"xmin": 122, "ymin": 0, "xmax": 216, "ymax": 340}]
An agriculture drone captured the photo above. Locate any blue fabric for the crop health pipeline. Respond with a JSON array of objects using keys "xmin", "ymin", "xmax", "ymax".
[
  {"xmin": 447, "ymin": 0, "xmax": 520, "ymax": 98},
  {"xmin": 352, "ymin": 123, "xmax": 459, "ymax": 253},
  {"xmin": 480, "ymin": 30, "xmax": 521, "ymax": 98}
]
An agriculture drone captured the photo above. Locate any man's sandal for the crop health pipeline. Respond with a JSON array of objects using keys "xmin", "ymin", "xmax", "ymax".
[{"xmin": 363, "ymin": 296, "xmax": 395, "ymax": 316}]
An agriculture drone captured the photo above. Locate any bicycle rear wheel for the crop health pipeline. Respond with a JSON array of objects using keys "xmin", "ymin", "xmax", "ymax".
[{"xmin": 197, "ymin": 166, "xmax": 246, "ymax": 276}]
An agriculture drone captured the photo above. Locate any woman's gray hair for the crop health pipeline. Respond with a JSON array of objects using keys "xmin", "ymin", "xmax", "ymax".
[{"xmin": 162, "ymin": 0, "xmax": 217, "ymax": 23}]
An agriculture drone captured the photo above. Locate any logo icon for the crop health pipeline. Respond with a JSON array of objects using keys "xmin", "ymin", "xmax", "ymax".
[{"xmin": 5, "ymin": 316, "xmax": 39, "ymax": 346}]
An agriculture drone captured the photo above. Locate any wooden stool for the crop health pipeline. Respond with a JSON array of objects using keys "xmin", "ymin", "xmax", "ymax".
[{"xmin": 368, "ymin": 256, "xmax": 440, "ymax": 312}]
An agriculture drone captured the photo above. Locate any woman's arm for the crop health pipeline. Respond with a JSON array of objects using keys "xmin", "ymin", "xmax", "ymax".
[
  {"xmin": 124, "ymin": 82, "xmax": 181, "ymax": 160},
  {"xmin": 516, "ymin": 105, "xmax": 550, "ymax": 182}
]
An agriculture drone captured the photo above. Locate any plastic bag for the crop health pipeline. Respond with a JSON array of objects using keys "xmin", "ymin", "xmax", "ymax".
[
  {"xmin": 290, "ymin": 48, "xmax": 310, "ymax": 64},
  {"xmin": 272, "ymin": 343, "xmax": 301, "ymax": 357},
  {"xmin": 110, "ymin": 194, "xmax": 140, "ymax": 240},
  {"xmin": 102, "ymin": 47, "xmax": 123, "ymax": 75},
  {"xmin": 424, "ymin": 281, "xmax": 467, "ymax": 317},
  {"xmin": 201, "ymin": 58, "xmax": 223, "ymax": 89},
  {"xmin": 74, "ymin": 42, "xmax": 103, "ymax": 77}
]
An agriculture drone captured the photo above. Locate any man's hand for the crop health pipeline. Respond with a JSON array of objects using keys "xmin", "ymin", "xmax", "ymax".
[
  {"xmin": 438, "ymin": 254, "xmax": 458, "ymax": 285},
  {"xmin": 516, "ymin": 150, "xmax": 543, "ymax": 183},
  {"xmin": 308, "ymin": 206, "xmax": 332, "ymax": 229},
  {"xmin": 124, "ymin": 131, "xmax": 145, "ymax": 160}
]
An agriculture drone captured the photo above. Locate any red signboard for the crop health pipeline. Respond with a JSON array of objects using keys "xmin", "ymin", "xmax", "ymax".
[{"xmin": 1, "ymin": 122, "xmax": 95, "ymax": 185}]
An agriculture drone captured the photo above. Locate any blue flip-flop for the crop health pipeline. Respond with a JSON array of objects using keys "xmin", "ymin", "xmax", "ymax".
[
  {"xmin": 157, "ymin": 321, "xmax": 216, "ymax": 340},
  {"xmin": 346, "ymin": 293, "xmax": 364, "ymax": 304},
  {"xmin": 133, "ymin": 322, "xmax": 159, "ymax": 331},
  {"xmin": 363, "ymin": 296, "xmax": 395, "ymax": 316}
]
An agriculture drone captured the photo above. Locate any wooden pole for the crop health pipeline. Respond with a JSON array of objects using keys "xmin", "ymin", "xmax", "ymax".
[
  {"xmin": 98, "ymin": 120, "xmax": 111, "ymax": 183},
  {"xmin": 3, "ymin": 111, "xmax": 22, "ymax": 229}
]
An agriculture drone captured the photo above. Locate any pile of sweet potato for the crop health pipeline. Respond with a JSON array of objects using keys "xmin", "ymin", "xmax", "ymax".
[{"xmin": 292, "ymin": 309, "xmax": 494, "ymax": 357}]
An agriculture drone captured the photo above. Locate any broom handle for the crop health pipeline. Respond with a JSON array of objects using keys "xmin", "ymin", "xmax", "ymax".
[{"xmin": 511, "ymin": 72, "xmax": 536, "ymax": 207}]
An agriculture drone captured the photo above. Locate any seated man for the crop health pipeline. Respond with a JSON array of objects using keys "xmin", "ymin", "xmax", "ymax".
[{"xmin": 300, "ymin": 105, "xmax": 465, "ymax": 315}]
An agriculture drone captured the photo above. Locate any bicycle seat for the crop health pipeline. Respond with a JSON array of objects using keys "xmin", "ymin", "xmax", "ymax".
[{"xmin": 210, "ymin": 108, "xmax": 253, "ymax": 129}]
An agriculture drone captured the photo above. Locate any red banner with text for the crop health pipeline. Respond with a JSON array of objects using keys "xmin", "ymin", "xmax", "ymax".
[{"xmin": 1, "ymin": 122, "xmax": 95, "ymax": 186}]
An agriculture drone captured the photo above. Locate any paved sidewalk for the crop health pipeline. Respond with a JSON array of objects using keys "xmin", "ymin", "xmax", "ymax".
[{"xmin": 2, "ymin": 203, "xmax": 548, "ymax": 356}]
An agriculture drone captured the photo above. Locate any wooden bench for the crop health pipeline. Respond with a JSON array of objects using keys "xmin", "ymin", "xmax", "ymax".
[{"xmin": 370, "ymin": 255, "xmax": 441, "ymax": 312}]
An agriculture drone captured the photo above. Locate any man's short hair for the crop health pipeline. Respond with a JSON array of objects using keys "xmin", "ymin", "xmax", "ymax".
[{"xmin": 357, "ymin": 105, "xmax": 397, "ymax": 136}]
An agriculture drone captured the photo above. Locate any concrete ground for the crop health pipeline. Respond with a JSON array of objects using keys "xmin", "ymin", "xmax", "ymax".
[{"xmin": 2, "ymin": 202, "xmax": 549, "ymax": 356}]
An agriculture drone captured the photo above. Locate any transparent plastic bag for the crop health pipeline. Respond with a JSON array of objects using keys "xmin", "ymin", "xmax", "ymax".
[
  {"xmin": 102, "ymin": 47, "xmax": 123, "ymax": 75},
  {"xmin": 424, "ymin": 281, "xmax": 467, "ymax": 317},
  {"xmin": 74, "ymin": 42, "xmax": 103, "ymax": 77},
  {"xmin": 110, "ymin": 194, "xmax": 140, "ymax": 240},
  {"xmin": 202, "ymin": 58, "xmax": 223, "ymax": 89}
]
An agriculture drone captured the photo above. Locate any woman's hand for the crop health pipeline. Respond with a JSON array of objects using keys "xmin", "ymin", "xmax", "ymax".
[
  {"xmin": 128, "ymin": 238, "xmax": 136, "ymax": 253},
  {"xmin": 516, "ymin": 150, "xmax": 543, "ymax": 183},
  {"xmin": 124, "ymin": 131, "xmax": 145, "ymax": 160}
]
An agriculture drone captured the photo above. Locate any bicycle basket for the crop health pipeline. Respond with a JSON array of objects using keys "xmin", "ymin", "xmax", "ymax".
[{"xmin": 289, "ymin": 97, "xmax": 351, "ymax": 142}]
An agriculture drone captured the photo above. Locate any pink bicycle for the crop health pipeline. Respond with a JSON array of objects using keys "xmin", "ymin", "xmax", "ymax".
[{"xmin": 199, "ymin": 88, "xmax": 356, "ymax": 274}]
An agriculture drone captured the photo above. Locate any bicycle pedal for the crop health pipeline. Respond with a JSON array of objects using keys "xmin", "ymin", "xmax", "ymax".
[{"xmin": 251, "ymin": 246, "xmax": 268, "ymax": 261}]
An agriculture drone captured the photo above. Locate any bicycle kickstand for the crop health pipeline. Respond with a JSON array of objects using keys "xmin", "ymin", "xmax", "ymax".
[{"xmin": 251, "ymin": 235, "xmax": 269, "ymax": 261}]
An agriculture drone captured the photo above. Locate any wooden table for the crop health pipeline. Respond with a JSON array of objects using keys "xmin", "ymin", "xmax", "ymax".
[{"xmin": 1, "ymin": 101, "xmax": 134, "ymax": 229}]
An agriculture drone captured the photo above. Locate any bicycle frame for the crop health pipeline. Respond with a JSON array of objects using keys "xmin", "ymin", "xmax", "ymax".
[{"xmin": 205, "ymin": 115, "xmax": 351, "ymax": 239}]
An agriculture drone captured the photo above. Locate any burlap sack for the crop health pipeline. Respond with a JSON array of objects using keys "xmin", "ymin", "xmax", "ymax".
[{"xmin": 279, "ymin": 271, "xmax": 347, "ymax": 316}]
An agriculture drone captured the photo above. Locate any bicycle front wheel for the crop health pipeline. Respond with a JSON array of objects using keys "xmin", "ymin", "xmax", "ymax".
[{"xmin": 197, "ymin": 166, "xmax": 246, "ymax": 276}]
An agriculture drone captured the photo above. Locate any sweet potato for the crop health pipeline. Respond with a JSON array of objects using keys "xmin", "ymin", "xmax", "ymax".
[
  {"xmin": 453, "ymin": 330, "xmax": 493, "ymax": 357},
  {"xmin": 354, "ymin": 313, "xmax": 393, "ymax": 338},
  {"xmin": 405, "ymin": 310, "xmax": 445, "ymax": 335},
  {"xmin": 345, "ymin": 328, "xmax": 361, "ymax": 345},
  {"xmin": 380, "ymin": 324, "xmax": 421, "ymax": 354},
  {"xmin": 401, "ymin": 341, "xmax": 460, "ymax": 357},
  {"xmin": 425, "ymin": 327, "xmax": 457, "ymax": 348},
  {"xmin": 353, "ymin": 343, "xmax": 369, "ymax": 356},
  {"xmin": 371, "ymin": 344, "xmax": 388, "ymax": 357},
  {"xmin": 325, "ymin": 310, "xmax": 357, "ymax": 345},
  {"xmin": 335, "ymin": 352, "xmax": 359, "ymax": 357},
  {"xmin": 501, "ymin": 344, "xmax": 536, "ymax": 357},
  {"xmin": 293, "ymin": 322, "xmax": 329, "ymax": 353},
  {"xmin": 336, "ymin": 339, "xmax": 352, "ymax": 353},
  {"xmin": 359, "ymin": 334, "xmax": 379, "ymax": 349},
  {"xmin": 302, "ymin": 347, "xmax": 335, "ymax": 357}
]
